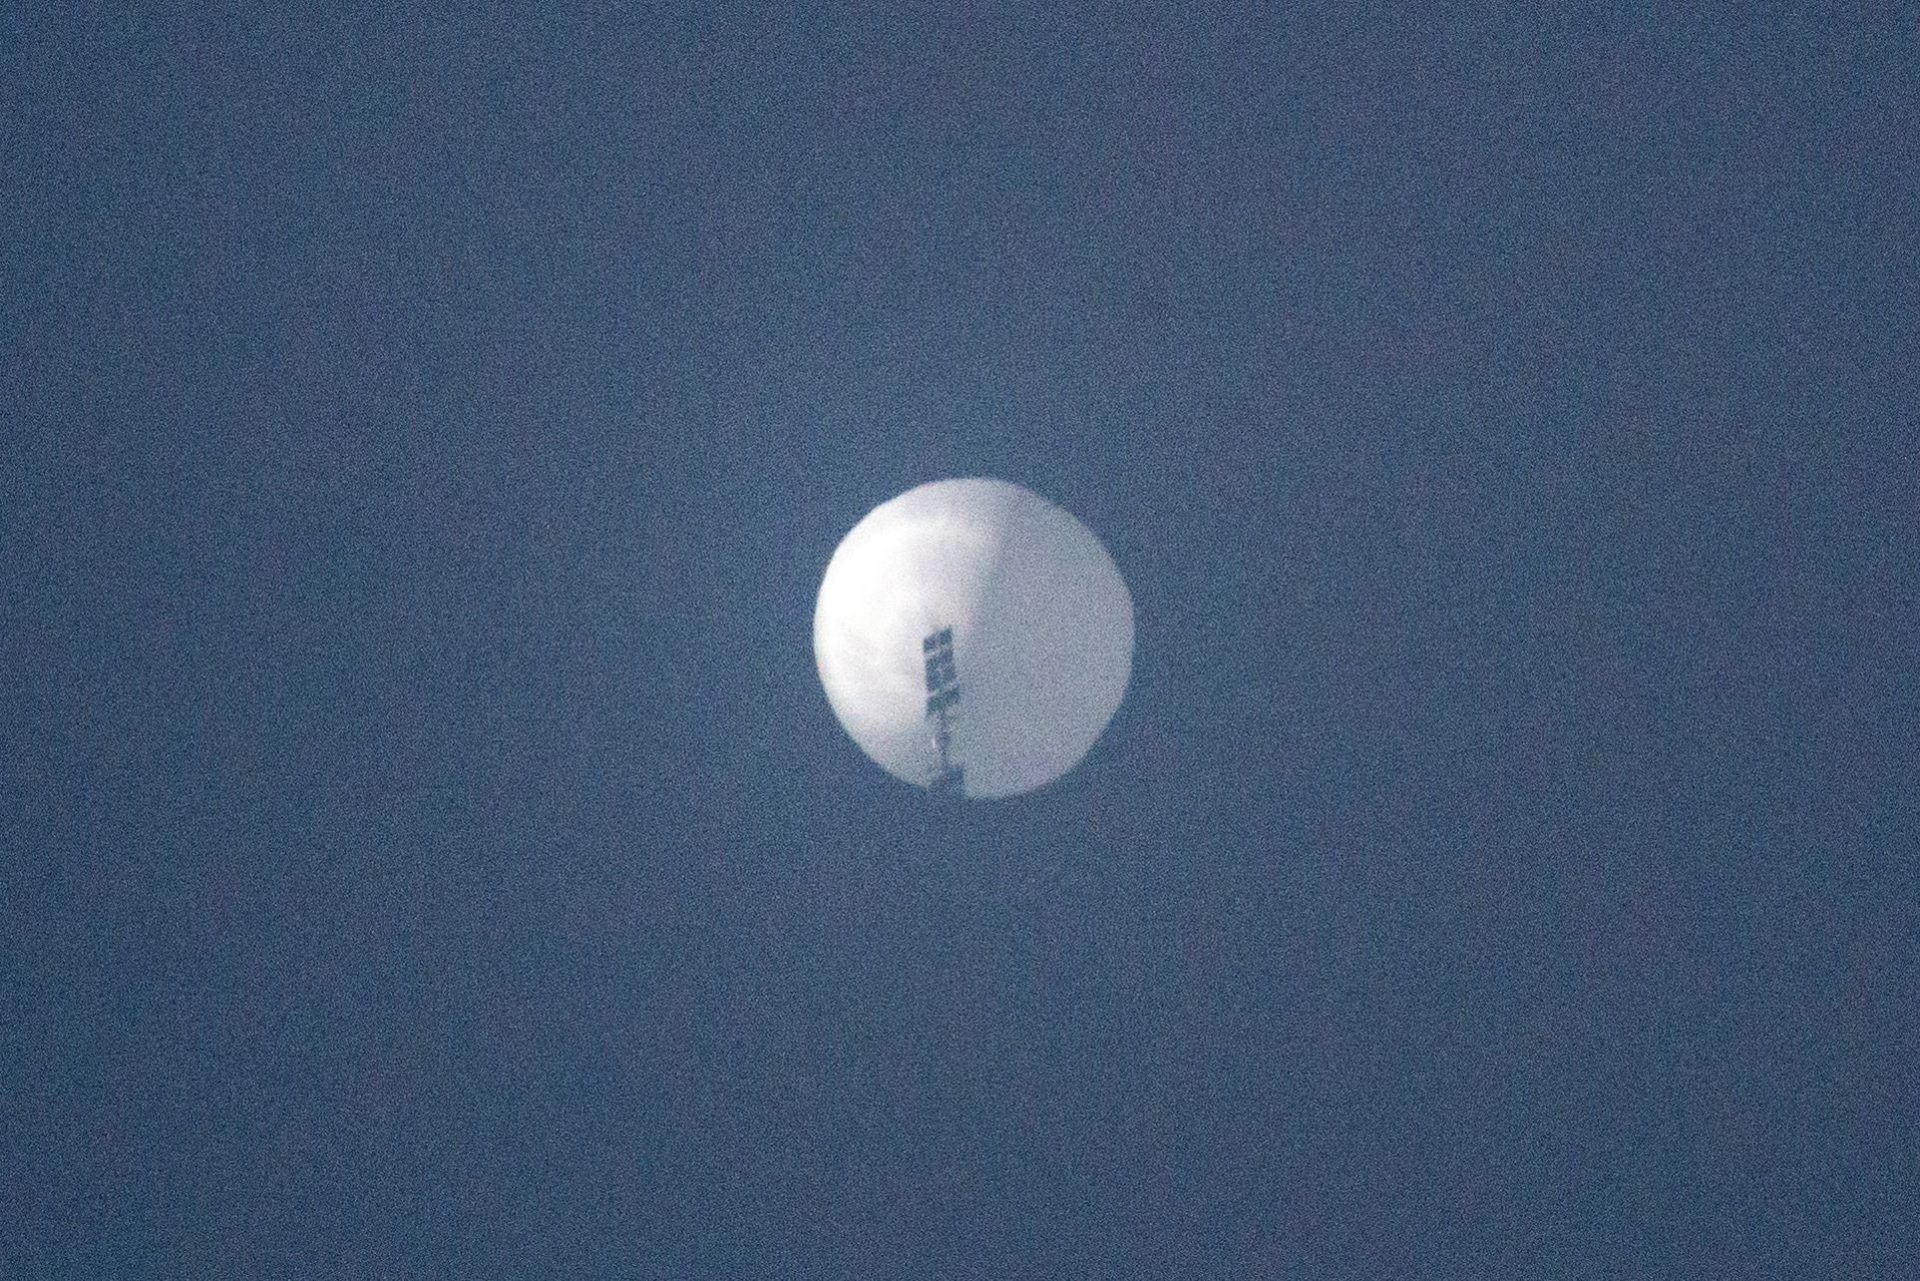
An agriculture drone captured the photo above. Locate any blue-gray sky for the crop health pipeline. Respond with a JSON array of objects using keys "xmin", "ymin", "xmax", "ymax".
[{"xmin": 5, "ymin": 7, "xmax": 1916, "ymax": 1277}]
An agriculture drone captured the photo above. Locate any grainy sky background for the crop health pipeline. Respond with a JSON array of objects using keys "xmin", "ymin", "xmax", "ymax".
[{"xmin": 5, "ymin": 6, "xmax": 1917, "ymax": 1277}]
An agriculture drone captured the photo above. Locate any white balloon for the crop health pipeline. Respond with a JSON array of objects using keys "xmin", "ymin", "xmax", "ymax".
[{"xmin": 813, "ymin": 478, "xmax": 1133, "ymax": 798}]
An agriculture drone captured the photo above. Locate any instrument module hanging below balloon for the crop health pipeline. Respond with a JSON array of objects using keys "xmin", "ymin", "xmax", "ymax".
[{"xmin": 923, "ymin": 626, "xmax": 964, "ymax": 796}]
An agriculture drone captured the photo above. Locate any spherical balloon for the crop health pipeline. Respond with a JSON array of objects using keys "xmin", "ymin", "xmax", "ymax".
[{"xmin": 813, "ymin": 478, "xmax": 1133, "ymax": 798}]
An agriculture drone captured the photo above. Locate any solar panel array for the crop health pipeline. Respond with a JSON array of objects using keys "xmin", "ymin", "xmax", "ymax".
[{"xmin": 923, "ymin": 627, "xmax": 958, "ymax": 714}]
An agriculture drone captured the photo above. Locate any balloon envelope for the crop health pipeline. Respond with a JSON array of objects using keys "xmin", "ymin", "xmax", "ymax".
[{"xmin": 813, "ymin": 478, "xmax": 1133, "ymax": 798}]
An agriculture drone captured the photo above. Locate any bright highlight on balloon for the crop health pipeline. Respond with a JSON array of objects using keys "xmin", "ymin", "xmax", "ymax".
[{"xmin": 813, "ymin": 478, "xmax": 1134, "ymax": 799}]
